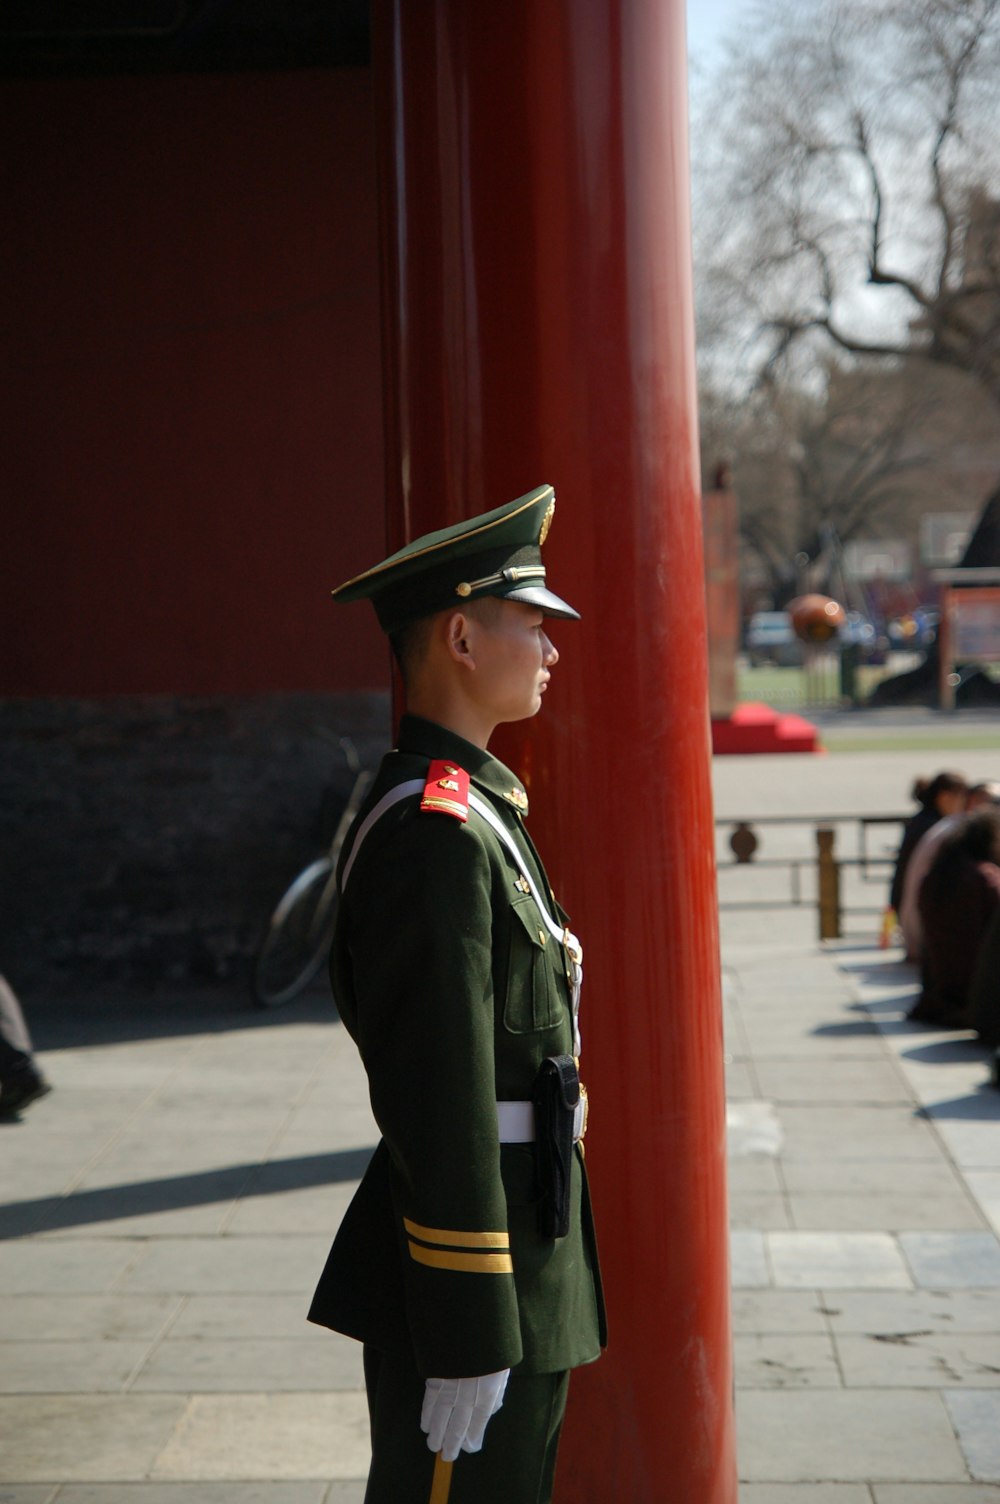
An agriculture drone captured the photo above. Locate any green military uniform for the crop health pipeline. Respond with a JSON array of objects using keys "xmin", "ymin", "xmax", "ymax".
[{"xmin": 308, "ymin": 488, "xmax": 605, "ymax": 1503}]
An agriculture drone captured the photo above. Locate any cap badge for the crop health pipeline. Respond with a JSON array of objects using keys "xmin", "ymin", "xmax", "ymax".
[{"xmin": 539, "ymin": 498, "xmax": 556, "ymax": 546}]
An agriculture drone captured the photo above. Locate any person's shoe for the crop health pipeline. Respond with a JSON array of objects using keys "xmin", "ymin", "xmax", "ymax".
[{"xmin": 0, "ymin": 1069, "xmax": 52, "ymax": 1118}]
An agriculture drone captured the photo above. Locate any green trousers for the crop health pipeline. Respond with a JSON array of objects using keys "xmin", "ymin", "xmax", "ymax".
[{"xmin": 362, "ymin": 1345, "xmax": 570, "ymax": 1504}]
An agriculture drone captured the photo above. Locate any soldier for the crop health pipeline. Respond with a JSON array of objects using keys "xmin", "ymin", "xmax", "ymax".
[{"xmin": 309, "ymin": 484, "xmax": 605, "ymax": 1503}]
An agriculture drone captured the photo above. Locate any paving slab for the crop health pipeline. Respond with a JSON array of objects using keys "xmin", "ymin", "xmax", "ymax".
[
  {"xmin": 0, "ymin": 1395, "xmax": 188, "ymax": 1481},
  {"xmin": 224, "ymin": 1181, "xmax": 359, "ymax": 1236},
  {"xmin": 900, "ymin": 1232, "xmax": 1000, "ymax": 1288},
  {"xmin": 87, "ymin": 1140, "xmax": 271, "ymax": 1174},
  {"xmin": 167, "ymin": 1293, "xmax": 318, "ymax": 1341},
  {"xmin": 730, "ymin": 1230, "xmax": 770, "ymax": 1288},
  {"xmin": 0, "ymin": 1293, "xmax": 180, "ymax": 1343},
  {"xmin": 767, "ymin": 1232, "xmax": 913, "ymax": 1289},
  {"xmin": 731, "ymin": 1290, "xmax": 830, "ymax": 1334},
  {"xmin": 965, "ymin": 1171, "xmax": 1000, "ymax": 1237},
  {"xmin": 936, "ymin": 1120, "xmax": 1000, "ymax": 1170},
  {"xmin": 131, "ymin": 1335, "xmax": 364, "ymax": 1392},
  {"xmin": 0, "ymin": 1489, "xmax": 58, "ymax": 1504},
  {"xmin": 734, "ymin": 1333, "xmax": 841, "ymax": 1388},
  {"xmin": 740, "ymin": 1489, "xmax": 872, "ymax": 1504},
  {"xmin": 0, "ymin": 1340, "xmax": 153, "ymax": 1393},
  {"xmin": 119, "ymin": 1236, "xmax": 332, "ymax": 1295},
  {"xmin": 149, "ymin": 1393, "xmax": 370, "ymax": 1480},
  {"xmin": 776, "ymin": 1105, "xmax": 947, "ymax": 1162},
  {"xmin": 836, "ymin": 1332, "xmax": 1000, "ymax": 1387},
  {"xmin": 52, "ymin": 1487, "xmax": 330, "ymax": 1503},
  {"xmin": 724, "ymin": 1060, "xmax": 756, "ymax": 1098},
  {"xmin": 737, "ymin": 1388, "xmax": 968, "ymax": 1481},
  {"xmin": 729, "ymin": 1192, "xmax": 793, "ymax": 1229},
  {"xmin": 752, "ymin": 1057, "xmax": 912, "ymax": 1103},
  {"xmin": 780, "ymin": 1157, "xmax": 971, "ymax": 1194},
  {"xmin": 821, "ymin": 1289, "xmax": 1000, "ymax": 1335},
  {"xmin": 727, "ymin": 1100, "xmax": 784, "ymax": 1156},
  {"xmin": 0, "ymin": 1239, "xmax": 143, "ymax": 1294},
  {"xmin": 946, "ymin": 1391, "xmax": 1000, "ymax": 1481},
  {"xmin": 873, "ymin": 1488, "xmax": 1000, "ymax": 1502},
  {"xmin": 788, "ymin": 1189, "xmax": 985, "ymax": 1230},
  {"xmin": 0, "ymin": 1129, "xmax": 122, "ymax": 1165},
  {"xmin": 727, "ymin": 1157, "xmax": 783, "ymax": 1192}
]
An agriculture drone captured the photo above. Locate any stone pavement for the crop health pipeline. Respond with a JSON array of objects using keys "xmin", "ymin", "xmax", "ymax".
[
  {"xmin": 717, "ymin": 744, "xmax": 1000, "ymax": 1503},
  {"xmin": 0, "ymin": 737, "xmax": 998, "ymax": 1502}
]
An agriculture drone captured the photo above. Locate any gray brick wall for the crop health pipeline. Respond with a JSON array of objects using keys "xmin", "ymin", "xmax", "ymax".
[{"xmin": 1, "ymin": 692, "xmax": 391, "ymax": 991}]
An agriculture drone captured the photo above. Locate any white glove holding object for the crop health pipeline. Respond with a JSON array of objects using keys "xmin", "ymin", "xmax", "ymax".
[{"xmin": 421, "ymin": 1369, "xmax": 510, "ymax": 1461}]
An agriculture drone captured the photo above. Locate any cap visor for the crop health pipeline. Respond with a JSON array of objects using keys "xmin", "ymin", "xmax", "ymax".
[{"xmin": 504, "ymin": 585, "xmax": 581, "ymax": 621}]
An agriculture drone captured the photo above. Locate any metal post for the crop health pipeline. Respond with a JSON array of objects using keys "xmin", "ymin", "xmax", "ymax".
[
  {"xmin": 817, "ymin": 826, "xmax": 841, "ymax": 940},
  {"xmin": 371, "ymin": 2, "xmax": 735, "ymax": 1498}
]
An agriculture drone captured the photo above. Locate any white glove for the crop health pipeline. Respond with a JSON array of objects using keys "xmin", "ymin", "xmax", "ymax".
[{"xmin": 421, "ymin": 1369, "xmax": 510, "ymax": 1461}]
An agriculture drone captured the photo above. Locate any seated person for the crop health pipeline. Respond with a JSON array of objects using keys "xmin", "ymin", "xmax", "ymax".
[
  {"xmin": 889, "ymin": 771, "xmax": 968, "ymax": 925},
  {"xmin": 899, "ymin": 781, "xmax": 1000, "ymax": 960},
  {"xmin": 911, "ymin": 809, "xmax": 1000, "ymax": 1028}
]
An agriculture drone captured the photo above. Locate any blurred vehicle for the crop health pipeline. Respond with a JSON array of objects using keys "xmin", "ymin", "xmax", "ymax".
[
  {"xmin": 839, "ymin": 610, "xmax": 891, "ymax": 664},
  {"xmin": 887, "ymin": 610, "xmax": 937, "ymax": 650},
  {"xmin": 745, "ymin": 611, "xmax": 803, "ymax": 667},
  {"xmin": 839, "ymin": 611, "xmax": 877, "ymax": 649}
]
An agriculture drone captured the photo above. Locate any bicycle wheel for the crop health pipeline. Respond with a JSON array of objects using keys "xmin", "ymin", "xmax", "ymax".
[{"xmin": 253, "ymin": 857, "xmax": 338, "ymax": 1008}]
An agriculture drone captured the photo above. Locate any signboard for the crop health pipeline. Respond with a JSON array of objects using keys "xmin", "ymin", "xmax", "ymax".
[
  {"xmin": 937, "ymin": 585, "xmax": 1000, "ymax": 708},
  {"xmin": 952, "ymin": 589, "xmax": 1000, "ymax": 662}
]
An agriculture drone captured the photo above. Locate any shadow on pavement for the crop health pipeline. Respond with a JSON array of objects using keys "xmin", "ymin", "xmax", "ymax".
[
  {"xmin": 26, "ymin": 983, "xmax": 339, "ymax": 1052},
  {"xmin": 902, "ymin": 1038, "xmax": 993, "ymax": 1065},
  {"xmin": 916, "ymin": 1089, "xmax": 1000, "ymax": 1122},
  {"xmin": 0, "ymin": 1145, "xmax": 375, "ymax": 1240},
  {"xmin": 810, "ymin": 1020, "xmax": 880, "ymax": 1037}
]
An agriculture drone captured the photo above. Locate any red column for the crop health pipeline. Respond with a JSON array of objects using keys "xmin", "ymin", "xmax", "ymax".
[{"xmin": 372, "ymin": 4, "xmax": 735, "ymax": 1499}]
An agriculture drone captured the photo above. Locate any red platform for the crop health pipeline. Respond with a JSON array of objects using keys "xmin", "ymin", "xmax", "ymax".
[{"xmin": 711, "ymin": 701, "xmax": 822, "ymax": 755}]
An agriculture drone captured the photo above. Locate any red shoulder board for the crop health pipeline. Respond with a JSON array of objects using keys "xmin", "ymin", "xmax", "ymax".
[{"xmin": 420, "ymin": 760, "xmax": 470, "ymax": 821}]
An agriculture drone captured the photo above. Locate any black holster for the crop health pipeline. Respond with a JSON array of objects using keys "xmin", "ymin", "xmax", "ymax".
[{"xmin": 532, "ymin": 1053, "xmax": 579, "ymax": 1239}]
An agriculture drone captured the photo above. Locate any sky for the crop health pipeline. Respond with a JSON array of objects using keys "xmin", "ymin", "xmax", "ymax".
[{"xmin": 686, "ymin": 0, "xmax": 753, "ymax": 70}]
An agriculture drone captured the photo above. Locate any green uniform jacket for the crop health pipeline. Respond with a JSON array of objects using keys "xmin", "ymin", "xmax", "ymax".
[{"xmin": 308, "ymin": 715, "xmax": 606, "ymax": 1379}]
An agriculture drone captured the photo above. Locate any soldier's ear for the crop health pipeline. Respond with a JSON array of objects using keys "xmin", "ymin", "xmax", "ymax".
[{"xmin": 443, "ymin": 610, "xmax": 476, "ymax": 671}]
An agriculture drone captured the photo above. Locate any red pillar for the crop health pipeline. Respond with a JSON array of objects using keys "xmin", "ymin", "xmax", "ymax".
[{"xmin": 372, "ymin": 4, "xmax": 735, "ymax": 1499}]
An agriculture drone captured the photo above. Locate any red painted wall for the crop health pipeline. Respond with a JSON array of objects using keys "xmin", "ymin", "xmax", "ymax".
[{"xmin": 1, "ymin": 69, "xmax": 388, "ymax": 696}]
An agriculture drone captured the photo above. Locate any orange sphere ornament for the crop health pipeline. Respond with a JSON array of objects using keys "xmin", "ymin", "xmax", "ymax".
[{"xmin": 788, "ymin": 594, "xmax": 847, "ymax": 644}]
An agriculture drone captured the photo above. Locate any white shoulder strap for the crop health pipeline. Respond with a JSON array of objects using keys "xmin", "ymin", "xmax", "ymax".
[
  {"xmin": 466, "ymin": 791, "xmax": 563, "ymax": 945},
  {"xmin": 339, "ymin": 779, "xmax": 424, "ymax": 891},
  {"xmin": 468, "ymin": 791, "xmax": 583, "ymax": 1054}
]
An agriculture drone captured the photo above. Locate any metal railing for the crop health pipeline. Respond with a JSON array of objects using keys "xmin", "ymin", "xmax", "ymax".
[{"xmin": 715, "ymin": 812, "xmax": 908, "ymax": 938}]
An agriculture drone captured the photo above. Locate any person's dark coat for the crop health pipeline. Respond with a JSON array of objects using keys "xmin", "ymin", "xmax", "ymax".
[
  {"xmin": 916, "ymin": 857, "xmax": 1000, "ymax": 1025},
  {"xmin": 890, "ymin": 806, "xmax": 941, "ymax": 914},
  {"xmin": 970, "ymin": 907, "xmax": 1000, "ymax": 1046}
]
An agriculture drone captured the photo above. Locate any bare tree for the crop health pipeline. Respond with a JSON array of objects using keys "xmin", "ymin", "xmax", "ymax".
[
  {"xmin": 700, "ymin": 358, "xmax": 960, "ymax": 600},
  {"xmin": 694, "ymin": 0, "xmax": 1000, "ymax": 406}
]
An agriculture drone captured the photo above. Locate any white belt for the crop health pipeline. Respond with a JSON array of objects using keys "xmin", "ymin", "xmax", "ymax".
[{"xmin": 497, "ymin": 1094, "xmax": 588, "ymax": 1144}]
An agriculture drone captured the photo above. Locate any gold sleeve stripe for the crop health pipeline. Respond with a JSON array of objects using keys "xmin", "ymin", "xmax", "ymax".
[
  {"xmin": 403, "ymin": 1217, "xmax": 509, "ymax": 1249},
  {"xmin": 408, "ymin": 1241, "xmax": 514, "ymax": 1275}
]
